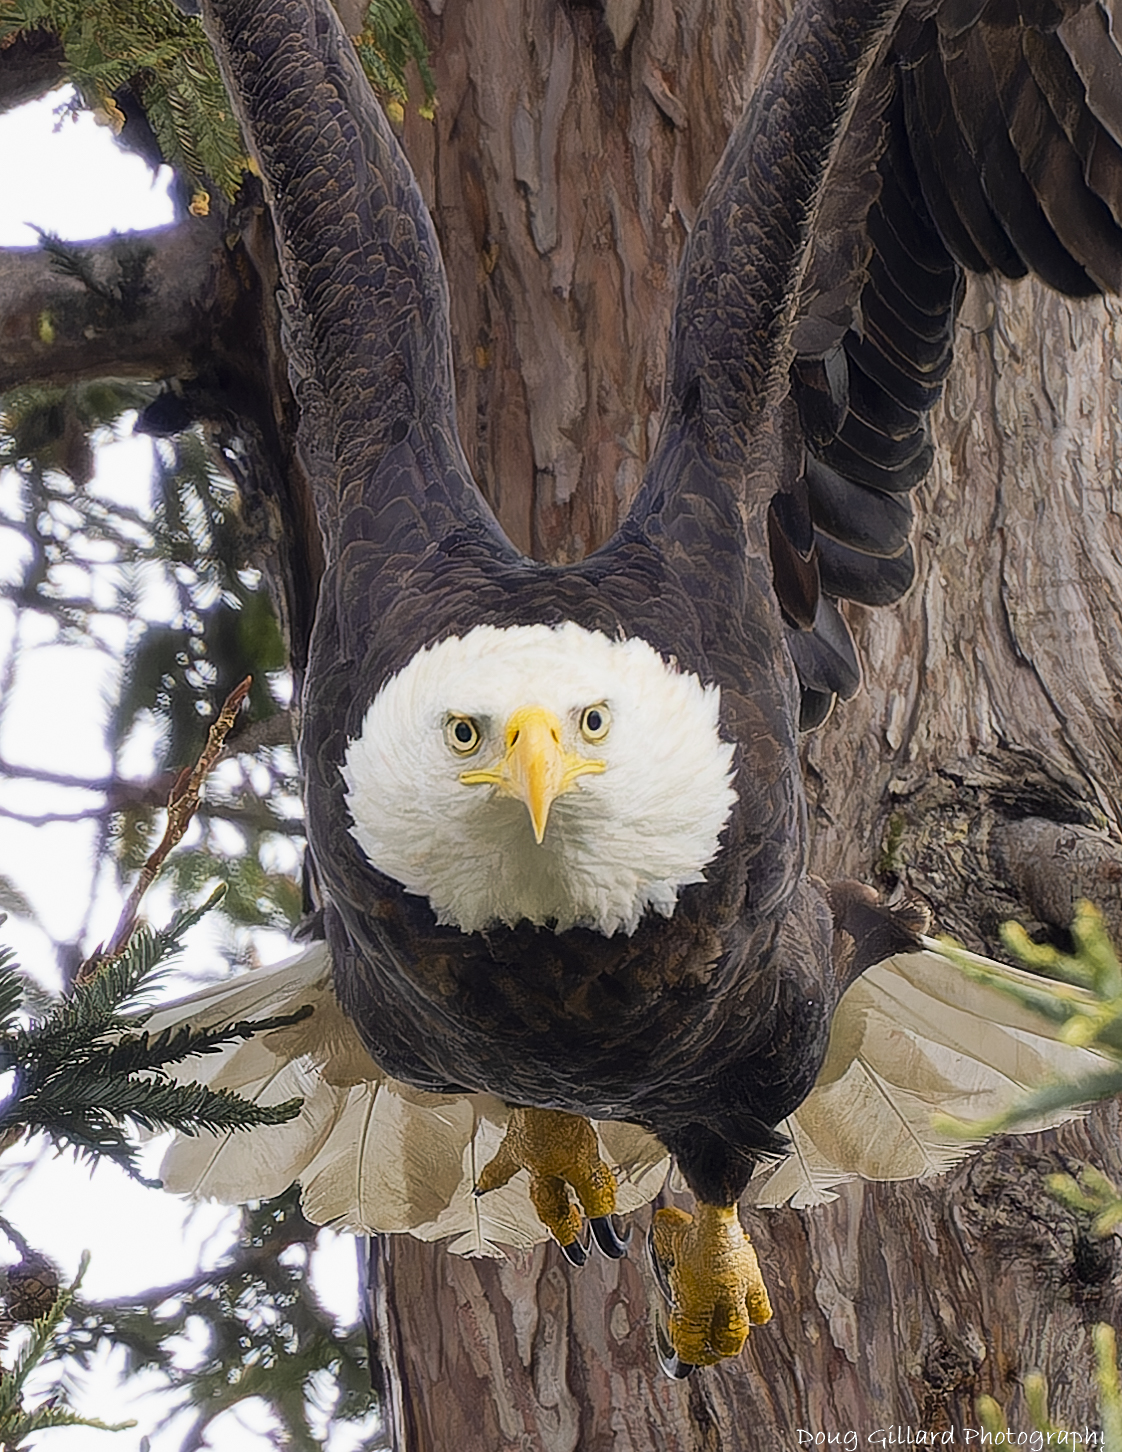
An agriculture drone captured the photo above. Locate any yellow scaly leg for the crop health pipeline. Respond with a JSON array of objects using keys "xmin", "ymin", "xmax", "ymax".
[
  {"xmin": 475, "ymin": 1107, "xmax": 630, "ymax": 1263},
  {"xmin": 649, "ymin": 1204, "xmax": 772, "ymax": 1374}
]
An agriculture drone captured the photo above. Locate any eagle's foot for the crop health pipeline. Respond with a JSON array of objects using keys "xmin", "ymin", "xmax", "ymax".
[
  {"xmin": 475, "ymin": 1107, "xmax": 630, "ymax": 1262},
  {"xmin": 648, "ymin": 1204, "xmax": 772, "ymax": 1376}
]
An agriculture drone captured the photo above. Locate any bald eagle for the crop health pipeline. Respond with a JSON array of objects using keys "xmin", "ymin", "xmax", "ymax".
[{"xmin": 187, "ymin": 0, "xmax": 1122, "ymax": 1375}]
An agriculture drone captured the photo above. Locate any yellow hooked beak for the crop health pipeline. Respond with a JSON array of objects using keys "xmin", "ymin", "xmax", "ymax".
[{"xmin": 459, "ymin": 705, "xmax": 606, "ymax": 843}]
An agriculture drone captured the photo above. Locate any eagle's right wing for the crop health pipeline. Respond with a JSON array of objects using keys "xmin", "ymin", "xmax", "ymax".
[{"xmin": 202, "ymin": 0, "xmax": 518, "ymax": 575}]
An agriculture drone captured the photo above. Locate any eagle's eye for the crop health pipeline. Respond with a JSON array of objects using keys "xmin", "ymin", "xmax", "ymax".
[
  {"xmin": 445, "ymin": 715, "xmax": 482, "ymax": 755},
  {"xmin": 580, "ymin": 704, "xmax": 611, "ymax": 742}
]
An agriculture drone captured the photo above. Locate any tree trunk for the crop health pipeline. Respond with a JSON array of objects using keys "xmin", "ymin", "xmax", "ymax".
[{"xmin": 370, "ymin": 0, "xmax": 1122, "ymax": 1445}]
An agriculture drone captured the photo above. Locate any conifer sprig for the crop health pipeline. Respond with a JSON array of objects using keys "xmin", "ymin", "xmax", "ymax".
[
  {"xmin": 0, "ymin": 1257, "xmax": 136, "ymax": 1446},
  {"xmin": 0, "ymin": 892, "xmax": 307, "ymax": 1181},
  {"xmin": 1, "ymin": 0, "xmax": 436, "ymax": 206},
  {"xmin": 354, "ymin": 0, "xmax": 435, "ymax": 119},
  {"xmin": 0, "ymin": 0, "xmax": 245, "ymax": 205}
]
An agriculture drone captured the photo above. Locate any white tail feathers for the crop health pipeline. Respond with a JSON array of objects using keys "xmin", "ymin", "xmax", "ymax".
[
  {"xmin": 151, "ymin": 943, "xmax": 668, "ymax": 1256},
  {"xmin": 151, "ymin": 942, "xmax": 1111, "ymax": 1249}
]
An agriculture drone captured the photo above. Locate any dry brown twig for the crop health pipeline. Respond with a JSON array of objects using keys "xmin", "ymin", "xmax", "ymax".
[{"xmin": 75, "ymin": 676, "xmax": 253, "ymax": 984}]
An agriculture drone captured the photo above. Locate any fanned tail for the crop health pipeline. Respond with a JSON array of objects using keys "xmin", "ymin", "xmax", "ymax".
[{"xmin": 151, "ymin": 946, "xmax": 669, "ymax": 1255}]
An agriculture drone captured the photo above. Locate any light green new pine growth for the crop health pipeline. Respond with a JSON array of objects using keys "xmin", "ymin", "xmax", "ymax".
[
  {"xmin": 977, "ymin": 1328, "xmax": 1121, "ymax": 1452},
  {"xmin": 1022, "ymin": 1372, "xmax": 1064, "ymax": 1440},
  {"xmin": 1096, "ymin": 1326, "xmax": 1122, "ymax": 1452},
  {"xmin": 975, "ymin": 1396, "xmax": 1005, "ymax": 1438},
  {"xmin": 1045, "ymin": 1167, "xmax": 1122, "ymax": 1238}
]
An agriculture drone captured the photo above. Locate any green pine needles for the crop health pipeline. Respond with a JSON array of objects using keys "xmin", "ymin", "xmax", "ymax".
[
  {"xmin": 0, "ymin": 888, "xmax": 307, "ymax": 1182},
  {"xmin": 0, "ymin": 0, "xmax": 247, "ymax": 206},
  {"xmin": 932, "ymin": 903, "xmax": 1122, "ymax": 1449},
  {"xmin": 355, "ymin": 0, "xmax": 435, "ymax": 120},
  {"xmin": 1, "ymin": 0, "xmax": 436, "ymax": 205}
]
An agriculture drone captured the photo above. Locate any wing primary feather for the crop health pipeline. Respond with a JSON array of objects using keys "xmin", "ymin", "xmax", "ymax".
[
  {"xmin": 983, "ymin": 23, "xmax": 1122, "ymax": 291},
  {"xmin": 1057, "ymin": 3, "xmax": 1122, "ymax": 143},
  {"xmin": 1023, "ymin": 26, "xmax": 1122, "ymax": 229},
  {"xmin": 805, "ymin": 454, "xmax": 914, "ymax": 557},
  {"xmin": 768, "ymin": 493, "xmax": 821, "ymax": 630},
  {"xmin": 661, "ymin": 0, "xmax": 909, "ymax": 439},
  {"xmin": 940, "ymin": 23, "xmax": 1098, "ymax": 295},
  {"xmin": 785, "ymin": 596, "xmax": 862, "ymax": 698},
  {"xmin": 799, "ymin": 687, "xmax": 837, "ymax": 732},
  {"xmin": 903, "ymin": 40, "xmax": 1028, "ymax": 275},
  {"xmin": 815, "ymin": 535, "xmax": 916, "ymax": 606}
]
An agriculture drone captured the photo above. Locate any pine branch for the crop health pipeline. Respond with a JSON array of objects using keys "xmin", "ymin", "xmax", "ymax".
[
  {"xmin": 0, "ymin": 961, "xmax": 25, "ymax": 1040},
  {"xmin": 18, "ymin": 888, "xmax": 225, "ymax": 1062},
  {"xmin": 0, "ymin": 886, "xmax": 306, "ymax": 1183},
  {"xmin": 0, "ymin": 0, "xmax": 436, "ymax": 204},
  {"xmin": 60, "ymin": 1191, "xmax": 379, "ymax": 1448},
  {"xmin": 89, "ymin": 1006, "xmax": 314, "ymax": 1077},
  {"xmin": 32, "ymin": 232, "xmax": 110, "ymax": 300},
  {"xmin": 354, "ymin": 0, "xmax": 435, "ymax": 116}
]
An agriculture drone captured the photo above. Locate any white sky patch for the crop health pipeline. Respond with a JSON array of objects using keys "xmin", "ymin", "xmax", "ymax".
[{"xmin": 0, "ymin": 89, "xmax": 175, "ymax": 246}]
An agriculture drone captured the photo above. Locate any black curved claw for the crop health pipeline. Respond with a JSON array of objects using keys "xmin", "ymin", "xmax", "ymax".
[
  {"xmin": 559, "ymin": 1235, "xmax": 589, "ymax": 1267},
  {"xmin": 646, "ymin": 1223, "xmax": 673, "ymax": 1305},
  {"xmin": 590, "ymin": 1215, "xmax": 631, "ymax": 1259},
  {"xmin": 654, "ymin": 1310, "xmax": 696, "ymax": 1380}
]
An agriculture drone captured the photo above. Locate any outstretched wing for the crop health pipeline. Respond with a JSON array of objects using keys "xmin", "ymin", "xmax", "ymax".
[
  {"xmin": 202, "ymin": 0, "xmax": 517, "ymax": 579},
  {"xmin": 640, "ymin": 0, "xmax": 1122, "ymax": 729}
]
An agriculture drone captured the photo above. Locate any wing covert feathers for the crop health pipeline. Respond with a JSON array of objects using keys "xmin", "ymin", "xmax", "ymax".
[{"xmin": 750, "ymin": 947, "xmax": 1112, "ymax": 1208}]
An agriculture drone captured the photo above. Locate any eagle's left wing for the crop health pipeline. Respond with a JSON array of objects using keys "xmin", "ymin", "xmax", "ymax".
[{"xmin": 631, "ymin": 0, "xmax": 1122, "ymax": 731}]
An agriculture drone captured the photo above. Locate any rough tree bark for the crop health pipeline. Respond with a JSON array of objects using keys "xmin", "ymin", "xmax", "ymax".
[{"xmin": 3, "ymin": 0, "xmax": 1121, "ymax": 1446}]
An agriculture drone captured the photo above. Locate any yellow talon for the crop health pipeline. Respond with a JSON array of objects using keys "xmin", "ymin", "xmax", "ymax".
[
  {"xmin": 476, "ymin": 1107, "xmax": 622, "ymax": 1255},
  {"xmin": 650, "ymin": 1204, "xmax": 772, "ymax": 1367}
]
